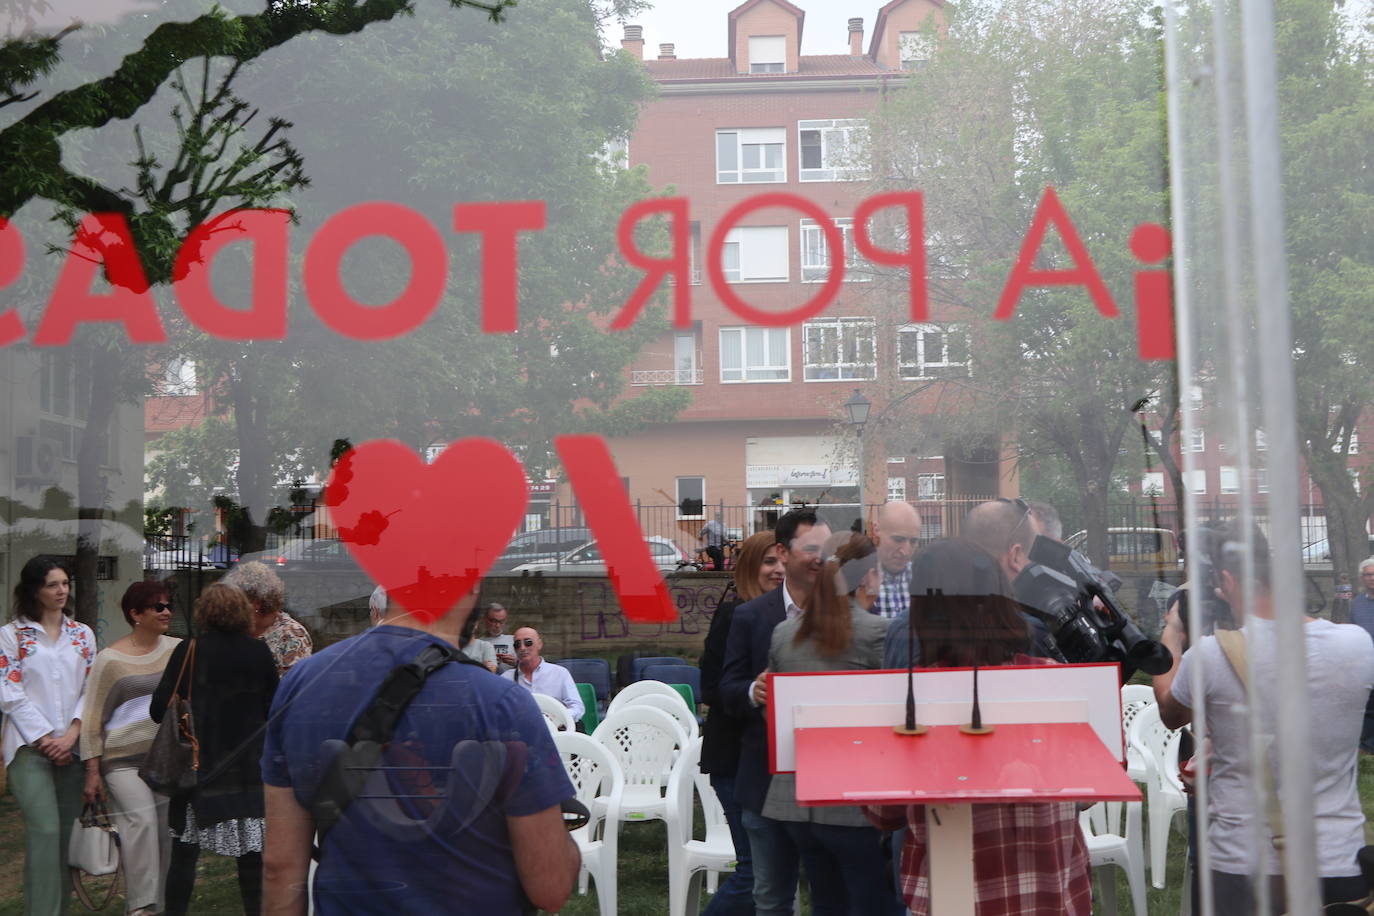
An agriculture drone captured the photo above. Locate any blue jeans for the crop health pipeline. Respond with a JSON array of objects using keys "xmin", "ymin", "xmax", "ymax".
[
  {"xmin": 703, "ymin": 774, "xmax": 755, "ymax": 916},
  {"xmin": 741, "ymin": 809, "xmax": 800, "ymax": 916},
  {"xmin": 781, "ymin": 821, "xmax": 904, "ymax": 916}
]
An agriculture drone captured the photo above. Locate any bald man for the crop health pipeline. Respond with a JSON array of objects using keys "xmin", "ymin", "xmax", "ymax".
[
  {"xmin": 871, "ymin": 501, "xmax": 921, "ymax": 619},
  {"xmin": 963, "ymin": 497, "xmax": 1062, "ymax": 660}
]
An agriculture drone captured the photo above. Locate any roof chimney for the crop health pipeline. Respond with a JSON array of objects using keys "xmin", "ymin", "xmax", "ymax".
[
  {"xmin": 658, "ymin": 43, "xmax": 676, "ymax": 60},
  {"xmin": 621, "ymin": 24, "xmax": 644, "ymax": 60},
  {"xmin": 848, "ymin": 18, "xmax": 864, "ymax": 56}
]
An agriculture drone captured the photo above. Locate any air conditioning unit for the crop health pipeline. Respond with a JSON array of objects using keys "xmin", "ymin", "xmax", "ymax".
[{"xmin": 16, "ymin": 434, "xmax": 65, "ymax": 486}]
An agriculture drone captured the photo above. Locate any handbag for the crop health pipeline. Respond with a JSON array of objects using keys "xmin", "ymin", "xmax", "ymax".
[
  {"xmin": 68, "ymin": 800, "xmax": 121, "ymax": 911},
  {"xmin": 139, "ymin": 639, "xmax": 200, "ymax": 794}
]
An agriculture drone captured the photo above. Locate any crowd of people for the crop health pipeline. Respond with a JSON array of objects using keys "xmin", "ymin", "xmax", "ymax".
[{"xmin": 2, "ymin": 498, "xmax": 1373, "ymax": 915}]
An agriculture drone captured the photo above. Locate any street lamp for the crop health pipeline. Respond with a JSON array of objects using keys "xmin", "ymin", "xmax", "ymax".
[{"xmin": 844, "ymin": 389, "xmax": 871, "ymax": 530}]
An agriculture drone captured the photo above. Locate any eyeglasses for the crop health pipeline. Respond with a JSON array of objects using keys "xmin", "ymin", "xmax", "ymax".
[
  {"xmin": 997, "ymin": 497, "xmax": 1032, "ymax": 550},
  {"xmin": 513, "ymin": 638, "xmax": 536, "ymax": 648}
]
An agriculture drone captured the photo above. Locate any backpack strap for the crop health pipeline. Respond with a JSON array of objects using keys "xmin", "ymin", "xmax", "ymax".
[
  {"xmin": 312, "ymin": 642, "xmax": 485, "ymax": 848},
  {"xmin": 1214, "ymin": 629, "xmax": 1285, "ymax": 852}
]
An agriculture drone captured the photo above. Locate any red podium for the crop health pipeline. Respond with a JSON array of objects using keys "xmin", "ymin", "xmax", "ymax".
[{"xmin": 768, "ymin": 665, "xmax": 1140, "ymax": 915}]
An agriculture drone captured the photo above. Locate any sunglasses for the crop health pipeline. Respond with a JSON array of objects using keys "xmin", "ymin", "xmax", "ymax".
[
  {"xmin": 513, "ymin": 638, "xmax": 537, "ymax": 648},
  {"xmin": 152, "ymin": 602, "xmax": 173, "ymax": 612},
  {"xmin": 997, "ymin": 497, "xmax": 1032, "ymax": 549}
]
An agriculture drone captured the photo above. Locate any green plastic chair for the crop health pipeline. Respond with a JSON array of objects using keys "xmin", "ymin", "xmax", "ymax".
[
  {"xmin": 576, "ymin": 681, "xmax": 599, "ymax": 733},
  {"xmin": 669, "ymin": 683, "xmax": 696, "ymax": 711}
]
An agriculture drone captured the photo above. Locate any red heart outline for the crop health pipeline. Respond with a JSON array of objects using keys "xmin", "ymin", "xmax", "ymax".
[{"xmin": 325, "ymin": 438, "xmax": 528, "ymax": 624}]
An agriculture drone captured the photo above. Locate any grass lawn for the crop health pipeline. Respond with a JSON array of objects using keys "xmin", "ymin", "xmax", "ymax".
[{"xmin": 4, "ymin": 758, "xmax": 1372, "ymax": 914}]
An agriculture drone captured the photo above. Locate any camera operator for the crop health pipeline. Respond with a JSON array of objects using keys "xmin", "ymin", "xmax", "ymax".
[{"xmin": 1153, "ymin": 524, "xmax": 1374, "ymax": 914}]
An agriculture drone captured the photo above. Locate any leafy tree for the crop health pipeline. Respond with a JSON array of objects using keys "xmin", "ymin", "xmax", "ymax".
[{"xmin": 863, "ymin": 0, "xmax": 1175, "ymax": 564}]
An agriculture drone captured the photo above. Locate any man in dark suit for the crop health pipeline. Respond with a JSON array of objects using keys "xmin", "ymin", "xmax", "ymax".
[{"xmin": 719, "ymin": 508, "xmax": 830, "ymax": 916}]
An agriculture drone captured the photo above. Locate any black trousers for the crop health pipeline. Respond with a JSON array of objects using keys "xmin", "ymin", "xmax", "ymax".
[
  {"xmin": 1209, "ymin": 869, "xmax": 1367, "ymax": 916},
  {"xmin": 165, "ymin": 839, "xmax": 263, "ymax": 915}
]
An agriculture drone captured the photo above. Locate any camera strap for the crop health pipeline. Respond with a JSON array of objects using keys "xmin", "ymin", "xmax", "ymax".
[{"xmin": 1214, "ymin": 629, "xmax": 1286, "ymax": 853}]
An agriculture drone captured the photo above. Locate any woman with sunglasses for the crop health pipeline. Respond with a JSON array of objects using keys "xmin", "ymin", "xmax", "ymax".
[{"xmin": 79, "ymin": 581, "xmax": 182, "ymax": 916}]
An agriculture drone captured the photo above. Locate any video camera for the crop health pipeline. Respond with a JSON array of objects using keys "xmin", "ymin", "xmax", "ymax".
[{"xmin": 1013, "ymin": 535, "xmax": 1173, "ymax": 681}]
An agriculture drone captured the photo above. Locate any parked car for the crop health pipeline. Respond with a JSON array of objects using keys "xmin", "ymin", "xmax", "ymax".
[
  {"xmin": 489, "ymin": 527, "xmax": 594, "ymax": 572},
  {"xmin": 1301, "ymin": 536, "xmax": 1374, "ymax": 567},
  {"xmin": 145, "ymin": 540, "xmax": 236, "ymax": 570},
  {"xmin": 237, "ymin": 537, "xmax": 359, "ymax": 571},
  {"xmin": 1064, "ymin": 527, "xmax": 1180, "ymax": 575},
  {"xmin": 510, "ymin": 536, "xmax": 688, "ymax": 574}
]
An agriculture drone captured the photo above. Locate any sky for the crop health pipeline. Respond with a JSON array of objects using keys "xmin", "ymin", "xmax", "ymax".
[{"xmin": 631, "ymin": 0, "xmax": 883, "ymax": 59}]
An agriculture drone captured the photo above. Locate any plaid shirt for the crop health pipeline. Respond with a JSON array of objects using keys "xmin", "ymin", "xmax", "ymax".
[
  {"xmin": 864, "ymin": 655, "xmax": 1092, "ymax": 915},
  {"xmin": 875, "ymin": 564, "xmax": 912, "ymax": 619}
]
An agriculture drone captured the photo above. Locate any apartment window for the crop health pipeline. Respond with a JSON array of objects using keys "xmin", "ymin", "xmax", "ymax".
[
  {"xmin": 677, "ymin": 476, "xmax": 705, "ymax": 519},
  {"xmin": 1188, "ymin": 428, "xmax": 1206, "ymax": 452},
  {"xmin": 689, "ymin": 221, "xmax": 702, "ymax": 284},
  {"xmin": 1141, "ymin": 472, "xmax": 1165, "ymax": 496},
  {"xmin": 798, "ymin": 119, "xmax": 867, "ymax": 181},
  {"xmin": 597, "ymin": 136, "xmax": 629, "ymax": 168},
  {"xmin": 716, "ymin": 128, "xmax": 785, "ymax": 183},
  {"xmin": 674, "ymin": 332, "xmax": 700, "ymax": 385},
  {"xmin": 1257, "ymin": 466, "xmax": 1269, "ymax": 493},
  {"xmin": 898, "ymin": 324, "xmax": 971, "ymax": 379},
  {"xmin": 748, "ymin": 36, "xmax": 785, "ymax": 73},
  {"xmin": 899, "ymin": 31, "xmax": 934, "ymax": 69},
  {"xmin": 722, "ymin": 226, "xmax": 788, "ymax": 282},
  {"xmin": 1255, "ymin": 428, "xmax": 1267, "ymax": 451},
  {"xmin": 803, "ymin": 317, "xmax": 876, "ymax": 381},
  {"xmin": 720, "ymin": 326, "xmax": 790, "ymax": 382},
  {"xmin": 1185, "ymin": 469, "xmax": 1207, "ymax": 494},
  {"xmin": 1219, "ymin": 466, "xmax": 1239, "ymax": 494},
  {"xmin": 887, "ymin": 477, "xmax": 907, "ymax": 502},
  {"xmin": 917, "ymin": 473, "xmax": 945, "ymax": 500},
  {"xmin": 1334, "ymin": 429, "xmax": 1359, "ymax": 454},
  {"xmin": 162, "ymin": 358, "xmax": 197, "ymax": 396},
  {"xmin": 800, "ymin": 218, "xmax": 865, "ymax": 282}
]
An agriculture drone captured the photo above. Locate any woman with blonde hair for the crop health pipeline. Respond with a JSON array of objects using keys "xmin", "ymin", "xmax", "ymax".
[
  {"xmin": 152, "ymin": 582, "xmax": 278, "ymax": 915},
  {"xmin": 699, "ymin": 530, "xmax": 787, "ymax": 915}
]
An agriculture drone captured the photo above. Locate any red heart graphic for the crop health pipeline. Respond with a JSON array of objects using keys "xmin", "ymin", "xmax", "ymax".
[{"xmin": 325, "ymin": 438, "xmax": 528, "ymax": 624}]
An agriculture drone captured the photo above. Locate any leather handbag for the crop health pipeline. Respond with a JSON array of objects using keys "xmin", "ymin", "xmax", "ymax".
[
  {"xmin": 68, "ymin": 800, "xmax": 121, "ymax": 910},
  {"xmin": 139, "ymin": 639, "xmax": 200, "ymax": 794}
]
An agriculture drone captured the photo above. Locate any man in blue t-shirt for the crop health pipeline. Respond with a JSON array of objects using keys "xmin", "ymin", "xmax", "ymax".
[{"xmin": 260, "ymin": 585, "xmax": 579, "ymax": 915}]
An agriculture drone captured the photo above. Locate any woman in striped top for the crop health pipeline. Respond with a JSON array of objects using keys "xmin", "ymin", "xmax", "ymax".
[{"xmin": 80, "ymin": 581, "xmax": 180, "ymax": 916}]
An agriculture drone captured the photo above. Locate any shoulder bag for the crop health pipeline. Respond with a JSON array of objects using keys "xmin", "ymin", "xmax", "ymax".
[
  {"xmin": 139, "ymin": 639, "xmax": 200, "ymax": 794},
  {"xmin": 68, "ymin": 799, "xmax": 121, "ymax": 910}
]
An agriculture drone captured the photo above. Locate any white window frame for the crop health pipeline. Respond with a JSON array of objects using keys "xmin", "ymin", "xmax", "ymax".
[
  {"xmin": 916, "ymin": 473, "xmax": 945, "ymax": 500},
  {"xmin": 1141, "ymin": 472, "xmax": 1165, "ymax": 496},
  {"xmin": 887, "ymin": 477, "xmax": 907, "ymax": 502},
  {"xmin": 1185, "ymin": 469, "xmax": 1207, "ymax": 494},
  {"xmin": 676, "ymin": 476, "xmax": 706, "ymax": 520},
  {"xmin": 1188, "ymin": 428, "xmax": 1206, "ymax": 452},
  {"xmin": 802, "ymin": 317, "xmax": 876, "ymax": 381},
  {"xmin": 898, "ymin": 323, "xmax": 971, "ymax": 380},
  {"xmin": 798, "ymin": 119, "xmax": 868, "ymax": 182},
  {"xmin": 748, "ymin": 35, "xmax": 785, "ymax": 74},
  {"xmin": 1219, "ymin": 466, "xmax": 1239, "ymax": 494},
  {"xmin": 1257, "ymin": 466, "xmax": 1269, "ymax": 493},
  {"xmin": 716, "ymin": 128, "xmax": 786, "ymax": 184},
  {"xmin": 800, "ymin": 218, "xmax": 866, "ymax": 283},
  {"xmin": 720, "ymin": 326, "xmax": 791, "ymax": 383},
  {"xmin": 899, "ymin": 31, "xmax": 934, "ymax": 69},
  {"xmin": 722, "ymin": 226, "xmax": 789, "ymax": 283}
]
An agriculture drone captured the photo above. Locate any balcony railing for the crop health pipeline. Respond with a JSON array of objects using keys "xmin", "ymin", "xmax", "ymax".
[{"xmin": 630, "ymin": 368, "xmax": 704, "ymax": 387}]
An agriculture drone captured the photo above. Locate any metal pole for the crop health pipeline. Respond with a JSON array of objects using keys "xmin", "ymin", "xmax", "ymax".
[{"xmin": 1240, "ymin": 0, "xmax": 1320, "ymax": 908}]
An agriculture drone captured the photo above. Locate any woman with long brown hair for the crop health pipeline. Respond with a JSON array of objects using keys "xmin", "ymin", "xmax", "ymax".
[
  {"xmin": 699, "ymin": 530, "xmax": 786, "ymax": 915},
  {"xmin": 758, "ymin": 535, "xmax": 902, "ymax": 916},
  {"xmin": 867, "ymin": 539, "xmax": 1091, "ymax": 915}
]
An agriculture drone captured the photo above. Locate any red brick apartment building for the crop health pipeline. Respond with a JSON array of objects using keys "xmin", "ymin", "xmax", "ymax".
[{"xmin": 579, "ymin": 0, "xmax": 1015, "ymax": 543}]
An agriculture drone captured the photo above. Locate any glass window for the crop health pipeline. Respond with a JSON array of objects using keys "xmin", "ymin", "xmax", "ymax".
[
  {"xmin": 722, "ymin": 226, "xmax": 788, "ymax": 282},
  {"xmin": 916, "ymin": 473, "xmax": 945, "ymax": 500},
  {"xmin": 797, "ymin": 119, "xmax": 868, "ymax": 181},
  {"xmin": 899, "ymin": 31, "xmax": 934, "ymax": 69},
  {"xmin": 716, "ymin": 128, "xmax": 786, "ymax": 183},
  {"xmin": 887, "ymin": 476, "xmax": 907, "ymax": 502},
  {"xmin": 802, "ymin": 317, "xmax": 876, "ymax": 381},
  {"xmin": 898, "ymin": 324, "xmax": 972, "ymax": 379},
  {"xmin": 748, "ymin": 36, "xmax": 785, "ymax": 74},
  {"xmin": 720, "ymin": 327, "xmax": 790, "ymax": 382},
  {"xmin": 799, "ymin": 218, "xmax": 864, "ymax": 282},
  {"xmin": 676, "ymin": 476, "xmax": 704, "ymax": 518},
  {"xmin": 1220, "ymin": 466, "xmax": 1239, "ymax": 494}
]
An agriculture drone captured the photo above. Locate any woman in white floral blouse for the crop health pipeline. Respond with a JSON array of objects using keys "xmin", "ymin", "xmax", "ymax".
[{"xmin": 0, "ymin": 556, "xmax": 96, "ymax": 916}]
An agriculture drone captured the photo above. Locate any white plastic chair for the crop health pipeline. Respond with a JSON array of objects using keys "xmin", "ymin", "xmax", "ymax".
[
  {"xmin": 592, "ymin": 704, "xmax": 688, "ymax": 825},
  {"xmin": 1080, "ymin": 800, "xmax": 1147, "ymax": 915},
  {"xmin": 630, "ymin": 692, "xmax": 699, "ymax": 741},
  {"xmin": 1130, "ymin": 701, "xmax": 1189, "ymax": 888},
  {"xmin": 533, "ymin": 691, "xmax": 576, "ymax": 733},
  {"xmin": 1120, "ymin": 684, "xmax": 1155, "ymax": 784},
  {"xmin": 554, "ymin": 731, "xmax": 624, "ymax": 916},
  {"xmin": 665, "ymin": 737, "xmax": 737, "ymax": 916},
  {"xmin": 607, "ymin": 679, "xmax": 688, "ymax": 715}
]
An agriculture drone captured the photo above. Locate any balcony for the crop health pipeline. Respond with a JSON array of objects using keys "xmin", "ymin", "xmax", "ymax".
[{"xmin": 630, "ymin": 368, "xmax": 704, "ymax": 387}]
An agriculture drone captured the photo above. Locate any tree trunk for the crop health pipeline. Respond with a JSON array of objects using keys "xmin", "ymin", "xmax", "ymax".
[
  {"xmin": 230, "ymin": 365, "xmax": 273, "ymax": 555},
  {"xmin": 1309, "ymin": 469, "xmax": 1374, "ymax": 622},
  {"xmin": 74, "ymin": 345, "xmax": 119, "ymax": 630}
]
